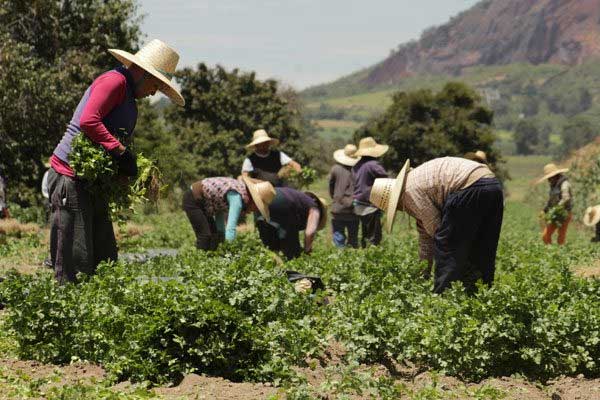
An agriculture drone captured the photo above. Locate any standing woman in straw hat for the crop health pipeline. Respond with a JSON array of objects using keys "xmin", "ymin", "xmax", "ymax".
[
  {"xmin": 46, "ymin": 39, "xmax": 185, "ymax": 283},
  {"xmin": 241, "ymin": 129, "xmax": 302, "ymax": 187},
  {"xmin": 182, "ymin": 177, "xmax": 274, "ymax": 250},
  {"xmin": 329, "ymin": 144, "xmax": 360, "ymax": 248},
  {"xmin": 536, "ymin": 164, "xmax": 573, "ymax": 245},
  {"xmin": 256, "ymin": 187, "xmax": 328, "ymax": 260},
  {"xmin": 370, "ymin": 157, "xmax": 503, "ymax": 294},
  {"xmin": 352, "ymin": 137, "xmax": 389, "ymax": 247}
]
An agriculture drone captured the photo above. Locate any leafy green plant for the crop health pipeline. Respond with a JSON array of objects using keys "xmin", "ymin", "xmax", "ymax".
[
  {"xmin": 283, "ymin": 167, "xmax": 318, "ymax": 190},
  {"xmin": 69, "ymin": 133, "xmax": 164, "ymax": 221},
  {"xmin": 543, "ymin": 204, "xmax": 568, "ymax": 226}
]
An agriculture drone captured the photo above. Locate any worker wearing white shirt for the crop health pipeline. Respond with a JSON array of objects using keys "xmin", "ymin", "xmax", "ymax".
[{"xmin": 241, "ymin": 129, "xmax": 301, "ymax": 187}]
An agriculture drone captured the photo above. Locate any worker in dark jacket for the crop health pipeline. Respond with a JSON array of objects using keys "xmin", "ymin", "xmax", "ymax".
[
  {"xmin": 256, "ymin": 187, "xmax": 327, "ymax": 260},
  {"xmin": 352, "ymin": 137, "xmax": 389, "ymax": 247},
  {"xmin": 329, "ymin": 144, "xmax": 360, "ymax": 248}
]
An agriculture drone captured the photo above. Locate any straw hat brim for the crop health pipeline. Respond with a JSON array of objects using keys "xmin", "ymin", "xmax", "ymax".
[
  {"xmin": 108, "ymin": 49, "xmax": 185, "ymax": 106},
  {"xmin": 583, "ymin": 205, "xmax": 600, "ymax": 227},
  {"xmin": 305, "ymin": 192, "xmax": 328, "ymax": 231},
  {"xmin": 354, "ymin": 144, "xmax": 389, "ymax": 158},
  {"xmin": 535, "ymin": 168, "xmax": 569, "ymax": 185},
  {"xmin": 384, "ymin": 160, "xmax": 410, "ymax": 234},
  {"xmin": 245, "ymin": 136, "xmax": 280, "ymax": 149},
  {"xmin": 242, "ymin": 176, "xmax": 270, "ymax": 222},
  {"xmin": 333, "ymin": 149, "xmax": 360, "ymax": 166}
]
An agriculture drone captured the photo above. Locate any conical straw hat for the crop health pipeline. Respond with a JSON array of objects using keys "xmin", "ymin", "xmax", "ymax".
[
  {"xmin": 354, "ymin": 137, "xmax": 389, "ymax": 158},
  {"xmin": 242, "ymin": 176, "xmax": 275, "ymax": 222},
  {"xmin": 246, "ymin": 129, "xmax": 280, "ymax": 149},
  {"xmin": 305, "ymin": 192, "xmax": 329, "ymax": 231},
  {"xmin": 369, "ymin": 159, "xmax": 410, "ymax": 233},
  {"xmin": 535, "ymin": 163, "xmax": 569, "ymax": 185},
  {"xmin": 333, "ymin": 144, "xmax": 360, "ymax": 166},
  {"xmin": 108, "ymin": 39, "xmax": 185, "ymax": 106},
  {"xmin": 583, "ymin": 205, "xmax": 600, "ymax": 227}
]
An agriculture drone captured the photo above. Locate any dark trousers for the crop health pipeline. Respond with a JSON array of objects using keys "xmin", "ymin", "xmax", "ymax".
[
  {"xmin": 433, "ymin": 178, "xmax": 504, "ymax": 294},
  {"xmin": 256, "ymin": 220, "xmax": 301, "ymax": 260},
  {"xmin": 331, "ymin": 216, "xmax": 359, "ymax": 248},
  {"xmin": 48, "ymin": 169, "xmax": 117, "ymax": 284},
  {"xmin": 594, "ymin": 223, "xmax": 600, "ymax": 241},
  {"xmin": 182, "ymin": 190, "xmax": 222, "ymax": 250},
  {"xmin": 359, "ymin": 210, "xmax": 382, "ymax": 247}
]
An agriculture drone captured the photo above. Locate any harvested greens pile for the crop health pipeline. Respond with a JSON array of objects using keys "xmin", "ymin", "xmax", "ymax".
[
  {"xmin": 69, "ymin": 133, "xmax": 163, "ymax": 220},
  {"xmin": 544, "ymin": 204, "xmax": 569, "ymax": 226}
]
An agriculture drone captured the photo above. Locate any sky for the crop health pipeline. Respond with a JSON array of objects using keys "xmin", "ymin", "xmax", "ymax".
[{"xmin": 139, "ymin": 0, "xmax": 480, "ymax": 90}]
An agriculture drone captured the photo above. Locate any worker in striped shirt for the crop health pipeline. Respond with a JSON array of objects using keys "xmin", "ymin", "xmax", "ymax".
[{"xmin": 370, "ymin": 157, "xmax": 504, "ymax": 294}]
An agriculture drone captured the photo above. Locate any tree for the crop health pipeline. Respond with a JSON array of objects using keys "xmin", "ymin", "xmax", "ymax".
[
  {"xmin": 514, "ymin": 119, "xmax": 542, "ymax": 155},
  {"xmin": 0, "ymin": 0, "xmax": 141, "ymax": 203},
  {"xmin": 354, "ymin": 82, "xmax": 505, "ymax": 176},
  {"xmin": 165, "ymin": 64, "xmax": 313, "ymax": 179},
  {"xmin": 559, "ymin": 116, "xmax": 598, "ymax": 157}
]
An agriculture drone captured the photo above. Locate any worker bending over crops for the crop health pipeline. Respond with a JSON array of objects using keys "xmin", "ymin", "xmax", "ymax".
[
  {"xmin": 583, "ymin": 205, "xmax": 600, "ymax": 242},
  {"xmin": 329, "ymin": 144, "xmax": 360, "ymax": 248},
  {"xmin": 536, "ymin": 164, "xmax": 572, "ymax": 246},
  {"xmin": 257, "ymin": 187, "xmax": 328, "ymax": 259},
  {"xmin": 370, "ymin": 157, "xmax": 504, "ymax": 294},
  {"xmin": 47, "ymin": 39, "xmax": 185, "ymax": 283},
  {"xmin": 352, "ymin": 137, "xmax": 389, "ymax": 247},
  {"xmin": 183, "ymin": 176, "xmax": 274, "ymax": 250}
]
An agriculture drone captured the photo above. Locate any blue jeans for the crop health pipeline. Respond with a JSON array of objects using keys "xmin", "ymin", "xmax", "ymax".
[{"xmin": 331, "ymin": 217, "xmax": 359, "ymax": 248}]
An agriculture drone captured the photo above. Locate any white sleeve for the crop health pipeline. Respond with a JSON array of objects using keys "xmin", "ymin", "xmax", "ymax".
[
  {"xmin": 279, "ymin": 151, "xmax": 292, "ymax": 166},
  {"xmin": 242, "ymin": 158, "xmax": 254, "ymax": 173}
]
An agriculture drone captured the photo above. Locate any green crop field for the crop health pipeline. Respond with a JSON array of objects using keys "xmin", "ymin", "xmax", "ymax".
[{"xmin": 1, "ymin": 156, "xmax": 599, "ymax": 398}]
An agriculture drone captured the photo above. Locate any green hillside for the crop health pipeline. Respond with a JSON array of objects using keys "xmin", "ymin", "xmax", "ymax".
[{"xmin": 304, "ymin": 61, "xmax": 600, "ymax": 154}]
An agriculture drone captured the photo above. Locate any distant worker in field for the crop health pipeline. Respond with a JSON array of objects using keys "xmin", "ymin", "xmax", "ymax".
[
  {"xmin": 256, "ymin": 187, "xmax": 327, "ymax": 260},
  {"xmin": 241, "ymin": 129, "xmax": 302, "ymax": 187},
  {"xmin": 47, "ymin": 39, "xmax": 185, "ymax": 283},
  {"xmin": 182, "ymin": 176, "xmax": 274, "ymax": 250},
  {"xmin": 0, "ymin": 173, "xmax": 9, "ymax": 219},
  {"xmin": 370, "ymin": 157, "xmax": 503, "ymax": 294},
  {"xmin": 352, "ymin": 137, "xmax": 389, "ymax": 247},
  {"xmin": 329, "ymin": 144, "xmax": 360, "ymax": 248},
  {"xmin": 583, "ymin": 205, "xmax": 600, "ymax": 243},
  {"xmin": 536, "ymin": 164, "xmax": 573, "ymax": 246},
  {"xmin": 464, "ymin": 150, "xmax": 488, "ymax": 165}
]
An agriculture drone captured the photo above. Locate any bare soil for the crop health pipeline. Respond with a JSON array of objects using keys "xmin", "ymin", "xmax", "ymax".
[{"xmin": 1, "ymin": 356, "xmax": 600, "ymax": 399}]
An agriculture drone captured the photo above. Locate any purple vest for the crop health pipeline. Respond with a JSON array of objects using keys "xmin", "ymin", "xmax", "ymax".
[{"xmin": 53, "ymin": 67, "xmax": 138, "ymax": 164}]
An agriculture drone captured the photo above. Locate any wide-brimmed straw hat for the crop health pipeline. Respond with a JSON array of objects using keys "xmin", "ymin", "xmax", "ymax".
[
  {"xmin": 583, "ymin": 205, "xmax": 600, "ymax": 227},
  {"xmin": 474, "ymin": 150, "xmax": 488, "ymax": 163},
  {"xmin": 246, "ymin": 129, "xmax": 280, "ymax": 149},
  {"xmin": 535, "ymin": 163, "xmax": 569, "ymax": 185},
  {"xmin": 305, "ymin": 192, "xmax": 329, "ymax": 231},
  {"xmin": 108, "ymin": 39, "xmax": 185, "ymax": 106},
  {"xmin": 354, "ymin": 137, "xmax": 389, "ymax": 158},
  {"xmin": 369, "ymin": 160, "xmax": 411, "ymax": 233},
  {"xmin": 333, "ymin": 144, "xmax": 360, "ymax": 167},
  {"xmin": 242, "ymin": 176, "xmax": 276, "ymax": 222}
]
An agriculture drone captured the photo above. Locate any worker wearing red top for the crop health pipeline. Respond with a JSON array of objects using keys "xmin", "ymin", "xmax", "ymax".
[{"xmin": 47, "ymin": 40, "xmax": 185, "ymax": 283}]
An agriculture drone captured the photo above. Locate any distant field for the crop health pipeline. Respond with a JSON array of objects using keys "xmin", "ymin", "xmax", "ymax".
[
  {"xmin": 314, "ymin": 119, "xmax": 362, "ymax": 129},
  {"xmin": 503, "ymin": 155, "xmax": 552, "ymax": 202}
]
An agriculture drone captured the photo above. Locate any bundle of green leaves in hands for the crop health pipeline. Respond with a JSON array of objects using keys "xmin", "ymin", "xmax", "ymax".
[
  {"xmin": 544, "ymin": 204, "xmax": 569, "ymax": 226},
  {"xmin": 70, "ymin": 133, "xmax": 164, "ymax": 221},
  {"xmin": 283, "ymin": 166, "xmax": 317, "ymax": 189}
]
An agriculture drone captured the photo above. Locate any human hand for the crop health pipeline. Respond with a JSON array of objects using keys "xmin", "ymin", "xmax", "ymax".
[{"xmin": 112, "ymin": 148, "xmax": 138, "ymax": 177}]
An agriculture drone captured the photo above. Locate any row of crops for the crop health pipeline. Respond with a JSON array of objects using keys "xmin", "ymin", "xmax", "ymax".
[{"xmin": 0, "ymin": 202, "xmax": 599, "ymax": 396}]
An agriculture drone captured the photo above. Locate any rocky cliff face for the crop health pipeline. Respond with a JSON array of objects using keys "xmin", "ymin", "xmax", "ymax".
[{"xmin": 364, "ymin": 0, "xmax": 600, "ymax": 87}]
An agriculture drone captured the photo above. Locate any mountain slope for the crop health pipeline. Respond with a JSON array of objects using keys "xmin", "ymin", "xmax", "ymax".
[{"xmin": 304, "ymin": 0, "xmax": 600, "ymax": 98}]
